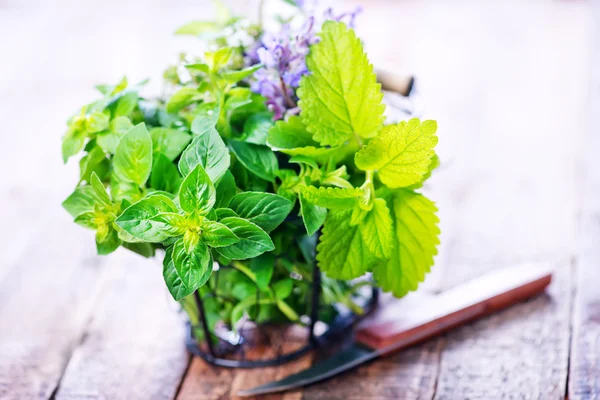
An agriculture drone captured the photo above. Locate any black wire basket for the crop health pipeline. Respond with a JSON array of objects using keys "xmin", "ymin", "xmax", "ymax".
[{"xmin": 185, "ymin": 262, "xmax": 379, "ymax": 368}]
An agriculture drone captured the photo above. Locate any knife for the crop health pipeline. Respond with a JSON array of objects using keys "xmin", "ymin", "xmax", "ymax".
[{"xmin": 237, "ymin": 263, "xmax": 553, "ymax": 397}]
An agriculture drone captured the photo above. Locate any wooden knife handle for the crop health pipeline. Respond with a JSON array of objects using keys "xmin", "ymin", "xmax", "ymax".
[{"xmin": 356, "ymin": 264, "xmax": 552, "ymax": 353}]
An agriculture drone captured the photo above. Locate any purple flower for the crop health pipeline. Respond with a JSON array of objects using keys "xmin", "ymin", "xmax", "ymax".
[{"xmin": 246, "ymin": 3, "xmax": 362, "ymax": 120}]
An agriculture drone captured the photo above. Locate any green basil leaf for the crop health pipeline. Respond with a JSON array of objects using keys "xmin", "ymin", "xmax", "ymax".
[
  {"xmin": 202, "ymin": 220, "xmax": 239, "ymax": 248},
  {"xmin": 89, "ymin": 172, "xmax": 112, "ymax": 206},
  {"xmin": 166, "ymin": 87, "xmax": 203, "ymax": 113},
  {"xmin": 299, "ymin": 192, "xmax": 327, "ymax": 236},
  {"xmin": 220, "ymin": 64, "xmax": 263, "ymax": 84},
  {"xmin": 151, "ymin": 152, "xmax": 183, "ymax": 194},
  {"xmin": 250, "ymin": 253, "xmax": 274, "ymax": 290},
  {"xmin": 215, "ymin": 170, "xmax": 237, "ymax": 208},
  {"xmin": 229, "ymin": 140, "xmax": 278, "ymax": 182},
  {"xmin": 191, "ymin": 103, "xmax": 220, "ymax": 135},
  {"xmin": 96, "ymin": 226, "xmax": 121, "ymax": 255},
  {"xmin": 79, "ymin": 146, "xmax": 109, "ymax": 183},
  {"xmin": 113, "ymin": 123, "xmax": 153, "ymax": 186},
  {"xmin": 74, "ymin": 210, "xmax": 99, "ymax": 229},
  {"xmin": 178, "ymin": 164, "xmax": 216, "ymax": 214},
  {"xmin": 178, "ymin": 127, "xmax": 229, "ymax": 182},
  {"xmin": 122, "ymin": 242, "xmax": 155, "ymax": 258},
  {"xmin": 273, "ymin": 278, "xmax": 293, "ymax": 300},
  {"xmin": 111, "ymin": 91, "xmax": 138, "ymax": 117},
  {"xmin": 243, "ymin": 112, "xmax": 273, "ymax": 145},
  {"xmin": 224, "ymin": 87, "xmax": 252, "ymax": 110},
  {"xmin": 214, "ymin": 217, "xmax": 274, "ymax": 260},
  {"xmin": 215, "ymin": 208, "xmax": 238, "ymax": 220},
  {"xmin": 62, "ymin": 185, "xmax": 105, "ymax": 218},
  {"xmin": 150, "ymin": 127, "xmax": 192, "ymax": 161},
  {"xmin": 62, "ymin": 131, "xmax": 86, "ymax": 163},
  {"xmin": 97, "ymin": 117, "xmax": 134, "ymax": 154},
  {"xmin": 163, "ymin": 240, "xmax": 213, "ymax": 301},
  {"xmin": 206, "ymin": 46, "xmax": 234, "ymax": 71},
  {"xmin": 115, "ymin": 194, "xmax": 180, "ymax": 242},
  {"xmin": 229, "ymin": 192, "xmax": 293, "ymax": 233}
]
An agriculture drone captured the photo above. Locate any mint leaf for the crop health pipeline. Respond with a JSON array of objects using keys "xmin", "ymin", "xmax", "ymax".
[
  {"xmin": 301, "ymin": 186, "xmax": 363, "ymax": 209},
  {"xmin": 229, "ymin": 140, "xmax": 278, "ymax": 182},
  {"xmin": 299, "ymin": 192, "xmax": 327, "ymax": 236},
  {"xmin": 163, "ymin": 239, "xmax": 213, "ymax": 301},
  {"xmin": 355, "ymin": 119, "xmax": 438, "ymax": 188},
  {"xmin": 229, "ymin": 192, "xmax": 293, "ymax": 232},
  {"xmin": 359, "ymin": 198, "xmax": 393, "ymax": 259},
  {"xmin": 115, "ymin": 194, "xmax": 179, "ymax": 242},
  {"xmin": 214, "ymin": 217, "xmax": 275, "ymax": 260},
  {"xmin": 62, "ymin": 185, "xmax": 105, "ymax": 218},
  {"xmin": 297, "ymin": 21, "xmax": 385, "ymax": 146},
  {"xmin": 243, "ymin": 112, "xmax": 273, "ymax": 145},
  {"xmin": 178, "ymin": 164, "xmax": 216, "ymax": 214},
  {"xmin": 150, "ymin": 127, "xmax": 192, "ymax": 161},
  {"xmin": 373, "ymin": 190, "xmax": 440, "ymax": 297},
  {"xmin": 215, "ymin": 170, "xmax": 237, "ymax": 208},
  {"xmin": 202, "ymin": 220, "xmax": 239, "ymax": 248},
  {"xmin": 151, "ymin": 152, "xmax": 183, "ymax": 194},
  {"xmin": 178, "ymin": 127, "xmax": 230, "ymax": 182},
  {"xmin": 316, "ymin": 208, "xmax": 375, "ymax": 280},
  {"xmin": 113, "ymin": 123, "xmax": 153, "ymax": 186},
  {"xmin": 408, "ymin": 153, "xmax": 440, "ymax": 190}
]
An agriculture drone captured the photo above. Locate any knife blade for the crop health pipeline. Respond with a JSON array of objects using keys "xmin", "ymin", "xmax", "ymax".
[{"xmin": 237, "ymin": 263, "xmax": 552, "ymax": 397}]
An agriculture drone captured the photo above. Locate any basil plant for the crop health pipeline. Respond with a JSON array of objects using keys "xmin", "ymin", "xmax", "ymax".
[{"xmin": 61, "ymin": 2, "xmax": 440, "ymax": 338}]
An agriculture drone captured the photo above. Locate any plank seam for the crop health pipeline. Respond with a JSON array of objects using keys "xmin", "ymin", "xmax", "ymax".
[{"xmin": 565, "ymin": 258, "xmax": 578, "ymax": 400}]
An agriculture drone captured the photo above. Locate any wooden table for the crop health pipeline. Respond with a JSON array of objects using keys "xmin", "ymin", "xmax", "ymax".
[{"xmin": 0, "ymin": 0, "xmax": 598, "ymax": 398}]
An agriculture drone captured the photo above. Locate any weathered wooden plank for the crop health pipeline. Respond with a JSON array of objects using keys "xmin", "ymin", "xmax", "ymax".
[
  {"xmin": 0, "ymin": 214, "xmax": 109, "ymax": 400},
  {"xmin": 54, "ymin": 250, "xmax": 189, "ymax": 400},
  {"xmin": 568, "ymin": 3, "xmax": 600, "ymax": 397}
]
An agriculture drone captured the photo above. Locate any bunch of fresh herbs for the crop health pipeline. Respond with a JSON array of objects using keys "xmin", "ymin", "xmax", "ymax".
[{"xmin": 61, "ymin": 1, "xmax": 440, "ymax": 339}]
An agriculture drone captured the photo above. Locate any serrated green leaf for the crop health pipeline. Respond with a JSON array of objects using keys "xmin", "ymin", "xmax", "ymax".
[
  {"xmin": 150, "ymin": 127, "xmax": 192, "ymax": 162},
  {"xmin": 358, "ymin": 198, "xmax": 393, "ymax": 259},
  {"xmin": 214, "ymin": 217, "xmax": 274, "ymax": 260},
  {"xmin": 230, "ymin": 140, "xmax": 278, "ymax": 182},
  {"xmin": 373, "ymin": 190, "xmax": 440, "ymax": 297},
  {"xmin": 62, "ymin": 185, "xmax": 105, "ymax": 218},
  {"xmin": 113, "ymin": 123, "xmax": 153, "ymax": 186},
  {"xmin": 166, "ymin": 87, "xmax": 203, "ymax": 113},
  {"xmin": 316, "ymin": 208, "xmax": 375, "ymax": 280},
  {"xmin": 151, "ymin": 152, "xmax": 183, "ymax": 194},
  {"xmin": 178, "ymin": 127, "xmax": 229, "ymax": 182},
  {"xmin": 229, "ymin": 192, "xmax": 293, "ymax": 233},
  {"xmin": 300, "ymin": 186, "xmax": 363, "ymax": 210},
  {"xmin": 297, "ymin": 21, "xmax": 385, "ymax": 146},
  {"xmin": 115, "ymin": 194, "xmax": 179, "ymax": 242},
  {"xmin": 355, "ymin": 119, "xmax": 438, "ymax": 188},
  {"xmin": 408, "ymin": 153, "xmax": 440, "ymax": 190},
  {"xmin": 266, "ymin": 115, "xmax": 336, "ymax": 160},
  {"xmin": 163, "ymin": 239, "xmax": 213, "ymax": 301},
  {"xmin": 299, "ymin": 192, "xmax": 327, "ymax": 236},
  {"xmin": 178, "ymin": 164, "xmax": 216, "ymax": 214},
  {"xmin": 202, "ymin": 220, "xmax": 239, "ymax": 247},
  {"xmin": 215, "ymin": 170, "xmax": 237, "ymax": 208}
]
